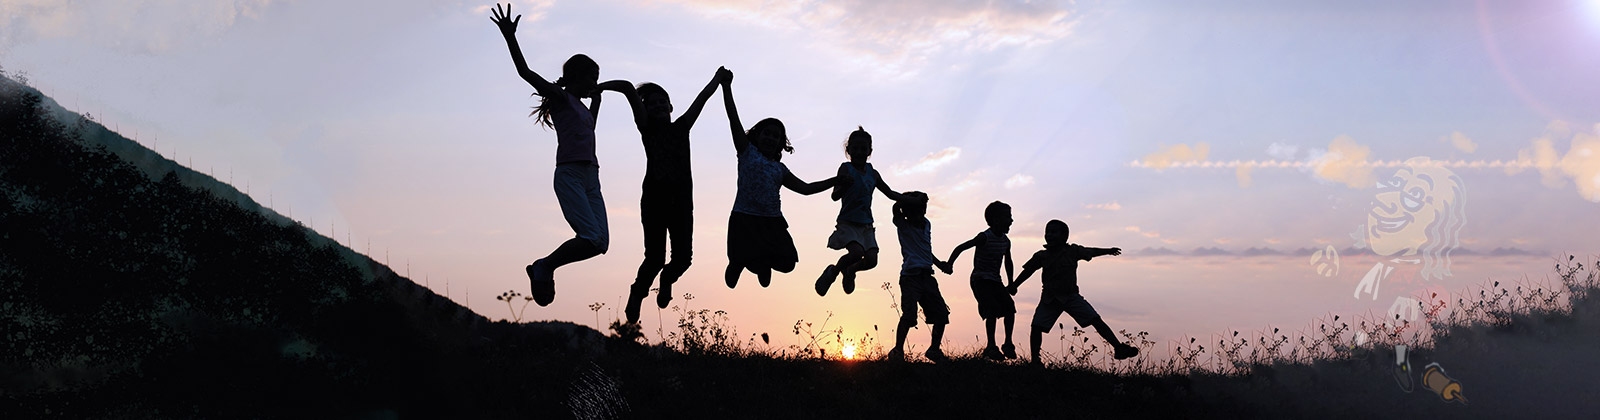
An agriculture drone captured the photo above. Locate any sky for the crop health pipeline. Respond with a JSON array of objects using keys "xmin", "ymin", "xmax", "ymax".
[{"xmin": 4, "ymin": 0, "xmax": 1600, "ymax": 357}]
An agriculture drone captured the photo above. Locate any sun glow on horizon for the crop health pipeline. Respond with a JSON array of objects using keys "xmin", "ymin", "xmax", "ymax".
[{"xmin": 841, "ymin": 343, "xmax": 857, "ymax": 360}]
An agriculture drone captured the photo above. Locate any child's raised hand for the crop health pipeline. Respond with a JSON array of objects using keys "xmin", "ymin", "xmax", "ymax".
[
  {"xmin": 717, "ymin": 67, "xmax": 733, "ymax": 86},
  {"xmin": 1110, "ymin": 247, "xmax": 1122, "ymax": 256},
  {"xmin": 490, "ymin": 3, "xmax": 521, "ymax": 35}
]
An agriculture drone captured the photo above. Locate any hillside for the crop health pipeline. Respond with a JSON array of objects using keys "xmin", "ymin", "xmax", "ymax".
[{"xmin": 4, "ymin": 73, "xmax": 1598, "ymax": 419}]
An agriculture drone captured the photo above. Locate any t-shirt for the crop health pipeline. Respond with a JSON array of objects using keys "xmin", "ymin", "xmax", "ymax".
[
  {"xmin": 896, "ymin": 217, "xmax": 934, "ymax": 275},
  {"xmin": 1022, "ymin": 243, "xmax": 1101, "ymax": 296},
  {"xmin": 551, "ymin": 91, "xmax": 598, "ymax": 165},
  {"xmin": 638, "ymin": 118, "xmax": 692, "ymax": 210},
  {"xmin": 970, "ymin": 229, "xmax": 1009, "ymax": 282},
  {"xmin": 836, "ymin": 162, "xmax": 876, "ymax": 224},
  {"xmin": 732, "ymin": 143, "xmax": 788, "ymax": 217}
]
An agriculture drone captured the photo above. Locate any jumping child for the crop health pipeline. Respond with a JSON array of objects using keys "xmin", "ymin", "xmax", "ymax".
[
  {"xmin": 885, "ymin": 192, "xmax": 951, "ymax": 362},
  {"xmin": 596, "ymin": 69, "xmax": 727, "ymax": 323},
  {"xmin": 1009, "ymin": 220, "xmax": 1138, "ymax": 365},
  {"xmin": 717, "ymin": 67, "xmax": 835, "ymax": 288},
  {"xmin": 815, "ymin": 127, "xmax": 906, "ymax": 296},
  {"xmin": 492, "ymin": 3, "xmax": 610, "ymax": 306},
  {"xmin": 943, "ymin": 201, "xmax": 1018, "ymax": 360}
]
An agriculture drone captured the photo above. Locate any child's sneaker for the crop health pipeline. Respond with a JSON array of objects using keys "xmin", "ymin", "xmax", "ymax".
[
  {"xmin": 1001, "ymin": 343, "xmax": 1018, "ymax": 360},
  {"xmin": 884, "ymin": 348, "xmax": 905, "ymax": 362},
  {"xmin": 815, "ymin": 265, "xmax": 839, "ymax": 296},
  {"xmin": 526, "ymin": 260, "xmax": 555, "ymax": 306},
  {"xmin": 924, "ymin": 347, "xmax": 950, "ymax": 364},
  {"xmin": 983, "ymin": 345, "xmax": 1004, "ymax": 360},
  {"xmin": 657, "ymin": 275, "xmax": 677, "ymax": 309},
  {"xmin": 1113, "ymin": 343, "xmax": 1140, "ymax": 360}
]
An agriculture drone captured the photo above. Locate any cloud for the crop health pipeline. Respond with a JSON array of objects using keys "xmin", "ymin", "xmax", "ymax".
[
  {"xmin": 639, "ymin": 0, "xmax": 1083, "ymax": 77},
  {"xmin": 1443, "ymin": 131, "xmax": 1478, "ymax": 154},
  {"xmin": 893, "ymin": 147, "xmax": 962, "ymax": 176},
  {"xmin": 1135, "ymin": 247, "xmax": 1181, "ymax": 256},
  {"xmin": 1125, "ymin": 225, "xmax": 1161, "ymax": 238},
  {"xmin": 1003, "ymin": 173, "xmax": 1034, "ymax": 189},
  {"xmin": 1190, "ymin": 247, "xmax": 1231, "ymax": 256},
  {"xmin": 1139, "ymin": 142, "xmax": 1209, "ymax": 170},
  {"xmin": 0, "ymin": 0, "xmax": 282, "ymax": 54},
  {"xmin": 1083, "ymin": 201, "xmax": 1121, "ymax": 211},
  {"xmin": 1505, "ymin": 122, "xmax": 1600, "ymax": 202},
  {"xmin": 1235, "ymin": 165, "xmax": 1253, "ymax": 188},
  {"xmin": 1311, "ymin": 135, "xmax": 1376, "ymax": 189}
]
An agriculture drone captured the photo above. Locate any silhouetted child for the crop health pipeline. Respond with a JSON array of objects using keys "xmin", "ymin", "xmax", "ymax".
[
  {"xmin": 943, "ymin": 201, "xmax": 1017, "ymax": 360},
  {"xmin": 717, "ymin": 67, "xmax": 835, "ymax": 288},
  {"xmin": 597, "ymin": 70, "xmax": 727, "ymax": 323},
  {"xmin": 815, "ymin": 127, "xmax": 906, "ymax": 296},
  {"xmin": 1009, "ymin": 220, "xmax": 1138, "ymax": 365},
  {"xmin": 886, "ymin": 192, "xmax": 951, "ymax": 362},
  {"xmin": 492, "ymin": 3, "xmax": 610, "ymax": 306}
]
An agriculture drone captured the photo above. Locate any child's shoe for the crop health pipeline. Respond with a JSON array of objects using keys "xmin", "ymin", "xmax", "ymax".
[
  {"xmin": 884, "ymin": 348, "xmax": 905, "ymax": 362},
  {"xmin": 526, "ymin": 260, "xmax": 555, "ymax": 306},
  {"xmin": 1113, "ymin": 343, "xmax": 1140, "ymax": 360},
  {"xmin": 1002, "ymin": 343, "xmax": 1018, "ymax": 360},
  {"xmin": 815, "ymin": 265, "xmax": 839, "ymax": 296},
  {"xmin": 842, "ymin": 269, "xmax": 856, "ymax": 294},
  {"xmin": 924, "ymin": 347, "xmax": 950, "ymax": 364},
  {"xmin": 983, "ymin": 345, "xmax": 1004, "ymax": 360},
  {"xmin": 656, "ymin": 276, "xmax": 676, "ymax": 309}
]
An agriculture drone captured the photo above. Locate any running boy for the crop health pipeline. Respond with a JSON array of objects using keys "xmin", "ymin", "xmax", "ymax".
[
  {"xmin": 1009, "ymin": 219, "xmax": 1139, "ymax": 365},
  {"xmin": 943, "ymin": 201, "xmax": 1018, "ymax": 360},
  {"xmin": 885, "ymin": 192, "xmax": 950, "ymax": 362}
]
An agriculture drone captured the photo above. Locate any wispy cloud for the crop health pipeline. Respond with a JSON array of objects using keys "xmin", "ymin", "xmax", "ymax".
[
  {"xmin": 1139, "ymin": 142, "xmax": 1209, "ymax": 170},
  {"xmin": 1125, "ymin": 225, "xmax": 1161, "ymax": 238},
  {"xmin": 892, "ymin": 147, "xmax": 962, "ymax": 176},
  {"xmin": 1003, "ymin": 173, "xmax": 1034, "ymax": 189},
  {"xmin": 637, "ymin": 0, "xmax": 1084, "ymax": 77},
  {"xmin": 1444, "ymin": 131, "xmax": 1478, "ymax": 154},
  {"xmin": 1504, "ymin": 121, "xmax": 1600, "ymax": 202},
  {"xmin": 1, "ymin": 0, "xmax": 281, "ymax": 54},
  {"xmin": 1083, "ymin": 201, "xmax": 1121, "ymax": 211}
]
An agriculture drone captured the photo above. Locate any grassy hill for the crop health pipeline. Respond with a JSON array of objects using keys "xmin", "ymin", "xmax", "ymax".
[{"xmin": 4, "ymin": 72, "xmax": 1597, "ymax": 419}]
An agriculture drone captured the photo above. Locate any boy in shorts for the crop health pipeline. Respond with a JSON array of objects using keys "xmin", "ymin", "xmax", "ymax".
[
  {"xmin": 1009, "ymin": 219, "xmax": 1138, "ymax": 366},
  {"xmin": 943, "ymin": 201, "xmax": 1017, "ymax": 360},
  {"xmin": 885, "ymin": 192, "xmax": 951, "ymax": 362}
]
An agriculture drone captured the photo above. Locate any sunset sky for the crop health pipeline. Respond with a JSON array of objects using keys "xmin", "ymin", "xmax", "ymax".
[{"xmin": 4, "ymin": 0, "xmax": 1599, "ymax": 355}]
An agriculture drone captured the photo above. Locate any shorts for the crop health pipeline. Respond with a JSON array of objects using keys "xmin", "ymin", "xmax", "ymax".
[
  {"xmin": 826, "ymin": 221, "xmax": 878, "ymax": 251},
  {"xmin": 969, "ymin": 278, "xmax": 1015, "ymax": 319},
  {"xmin": 726, "ymin": 212, "xmax": 798, "ymax": 273},
  {"xmin": 1031, "ymin": 292, "xmax": 1101, "ymax": 333},
  {"xmin": 554, "ymin": 163, "xmax": 609, "ymax": 252},
  {"xmin": 899, "ymin": 271, "xmax": 950, "ymax": 325}
]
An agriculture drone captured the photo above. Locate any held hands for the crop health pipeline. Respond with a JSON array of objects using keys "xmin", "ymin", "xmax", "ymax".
[
  {"xmin": 716, "ymin": 66, "xmax": 733, "ymax": 87},
  {"xmin": 1006, "ymin": 283, "xmax": 1019, "ymax": 296},
  {"xmin": 490, "ymin": 3, "xmax": 521, "ymax": 35},
  {"xmin": 935, "ymin": 260, "xmax": 953, "ymax": 275}
]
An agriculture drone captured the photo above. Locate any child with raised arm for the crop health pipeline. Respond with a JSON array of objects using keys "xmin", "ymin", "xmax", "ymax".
[
  {"xmin": 1009, "ymin": 220, "xmax": 1138, "ymax": 365},
  {"xmin": 717, "ymin": 67, "xmax": 836, "ymax": 288},
  {"xmin": 491, "ymin": 3, "xmax": 610, "ymax": 306},
  {"xmin": 885, "ymin": 192, "xmax": 951, "ymax": 363},
  {"xmin": 943, "ymin": 201, "xmax": 1018, "ymax": 360},
  {"xmin": 815, "ymin": 127, "xmax": 906, "ymax": 296},
  {"xmin": 594, "ymin": 70, "xmax": 726, "ymax": 323}
]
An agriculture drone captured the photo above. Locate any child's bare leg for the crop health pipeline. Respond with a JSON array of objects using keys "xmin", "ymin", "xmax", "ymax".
[
  {"xmin": 841, "ymin": 250, "xmax": 876, "ymax": 294},
  {"xmin": 1090, "ymin": 318, "xmax": 1120, "ymax": 345},
  {"xmin": 746, "ymin": 264, "xmax": 773, "ymax": 287},
  {"xmin": 985, "ymin": 318, "xmax": 998, "ymax": 348},
  {"xmin": 1029, "ymin": 328, "xmax": 1044, "ymax": 364},
  {"xmin": 930, "ymin": 324, "xmax": 945, "ymax": 351},
  {"xmin": 894, "ymin": 315, "xmax": 915, "ymax": 352},
  {"xmin": 1003, "ymin": 315, "xmax": 1015, "ymax": 346}
]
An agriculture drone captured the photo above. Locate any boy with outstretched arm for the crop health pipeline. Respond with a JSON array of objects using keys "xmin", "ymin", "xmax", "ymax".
[{"xmin": 1009, "ymin": 219, "xmax": 1139, "ymax": 366}]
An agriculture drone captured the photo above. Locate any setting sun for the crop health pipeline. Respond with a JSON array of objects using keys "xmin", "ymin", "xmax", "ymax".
[{"xmin": 841, "ymin": 343, "xmax": 857, "ymax": 360}]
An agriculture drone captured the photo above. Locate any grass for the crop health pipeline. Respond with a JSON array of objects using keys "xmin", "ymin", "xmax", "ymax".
[{"xmin": 5, "ymin": 71, "xmax": 1600, "ymax": 418}]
